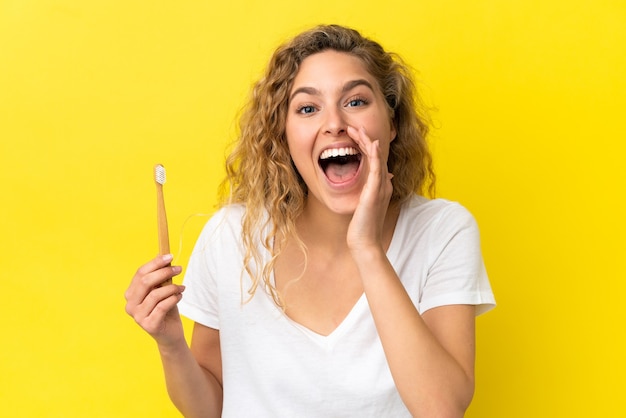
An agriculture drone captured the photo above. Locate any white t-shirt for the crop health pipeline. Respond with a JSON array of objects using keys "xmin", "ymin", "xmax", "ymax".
[{"xmin": 179, "ymin": 196, "xmax": 495, "ymax": 417}]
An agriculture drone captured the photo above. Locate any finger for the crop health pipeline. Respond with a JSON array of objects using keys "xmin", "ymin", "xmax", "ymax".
[
  {"xmin": 347, "ymin": 125, "xmax": 373, "ymax": 155},
  {"xmin": 125, "ymin": 262, "xmax": 182, "ymax": 307},
  {"xmin": 136, "ymin": 254, "xmax": 175, "ymax": 277},
  {"xmin": 133, "ymin": 283, "xmax": 185, "ymax": 325},
  {"xmin": 126, "ymin": 254, "xmax": 175, "ymax": 297},
  {"xmin": 347, "ymin": 126, "xmax": 381, "ymax": 177},
  {"xmin": 143, "ymin": 293, "xmax": 184, "ymax": 331},
  {"xmin": 347, "ymin": 126, "xmax": 391, "ymax": 204},
  {"xmin": 127, "ymin": 264, "xmax": 182, "ymax": 301},
  {"xmin": 366, "ymin": 139, "xmax": 384, "ymax": 186},
  {"xmin": 370, "ymin": 139, "xmax": 382, "ymax": 176}
]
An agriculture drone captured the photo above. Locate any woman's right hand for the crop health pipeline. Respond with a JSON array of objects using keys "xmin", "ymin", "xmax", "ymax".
[{"xmin": 124, "ymin": 254, "xmax": 186, "ymax": 348}]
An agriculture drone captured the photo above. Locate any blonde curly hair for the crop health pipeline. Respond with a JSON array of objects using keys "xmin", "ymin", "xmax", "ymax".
[{"xmin": 222, "ymin": 24, "xmax": 435, "ymax": 305}]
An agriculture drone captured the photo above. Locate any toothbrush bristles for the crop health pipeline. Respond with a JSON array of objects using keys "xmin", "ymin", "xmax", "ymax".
[{"xmin": 155, "ymin": 164, "xmax": 166, "ymax": 185}]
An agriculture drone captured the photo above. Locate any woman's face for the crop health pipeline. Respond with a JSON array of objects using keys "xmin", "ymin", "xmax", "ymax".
[{"xmin": 285, "ymin": 50, "xmax": 396, "ymax": 215}]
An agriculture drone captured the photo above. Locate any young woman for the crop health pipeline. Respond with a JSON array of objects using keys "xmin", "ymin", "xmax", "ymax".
[{"xmin": 125, "ymin": 24, "xmax": 495, "ymax": 417}]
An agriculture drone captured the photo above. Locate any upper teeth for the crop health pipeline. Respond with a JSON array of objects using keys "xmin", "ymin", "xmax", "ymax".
[{"xmin": 320, "ymin": 147, "xmax": 359, "ymax": 160}]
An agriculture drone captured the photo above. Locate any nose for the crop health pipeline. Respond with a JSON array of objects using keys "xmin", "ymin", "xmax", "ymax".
[{"xmin": 323, "ymin": 107, "xmax": 347, "ymax": 136}]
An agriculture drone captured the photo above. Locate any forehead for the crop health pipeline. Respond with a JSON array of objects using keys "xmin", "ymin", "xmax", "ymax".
[{"xmin": 291, "ymin": 50, "xmax": 377, "ymax": 90}]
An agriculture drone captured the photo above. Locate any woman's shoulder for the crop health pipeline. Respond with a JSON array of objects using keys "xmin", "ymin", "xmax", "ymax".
[
  {"xmin": 399, "ymin": 195, "xmax": 477, "ymax": 232},
  {"xmin": 196, "ymin": 203, "xmax": 247, "ymax": 242},
  {"xmin": 402, "ymin": 195, "xmax": 472, "ymax": 218},
  {"xmin": 214, "ymin": 203, "xmax": 247, "ymax": 220}
]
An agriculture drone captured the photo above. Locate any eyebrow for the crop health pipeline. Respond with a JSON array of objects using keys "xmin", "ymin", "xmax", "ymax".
[{"xmin": 289, "ymin": 79, "xmax": 375, "ymax": 102}]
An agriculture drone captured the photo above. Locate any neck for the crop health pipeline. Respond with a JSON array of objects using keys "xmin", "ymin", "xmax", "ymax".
[{"xmin": 298, "ymin": 200, "xmax": 352, "ymax": 253}]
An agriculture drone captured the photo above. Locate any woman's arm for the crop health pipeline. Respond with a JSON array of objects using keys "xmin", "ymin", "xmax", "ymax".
[
  {"xmin": 347, "ymin": 126, "xmax": 475, "ymax": 417},
  {"xmin": 160, "ymin": 324, "xmax": 223, "ymax": 418},
  {"xmin": 125, "ymin": 255, "xmax": 223, "ymax": 418},
  {"xmin": 355, "ymin": 251, "xmax": 475, "ymax": 417}
]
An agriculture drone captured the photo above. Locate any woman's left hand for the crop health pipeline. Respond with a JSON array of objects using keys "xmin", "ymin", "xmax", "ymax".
[{"xmin": 346, "ymin": 125, "xmax": 393, "ymax": 254}]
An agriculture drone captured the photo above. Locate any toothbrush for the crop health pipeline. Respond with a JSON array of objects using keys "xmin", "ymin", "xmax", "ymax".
[{"xmin": 154, "ymin": 164, "xmax": 172, "ymax": 285}]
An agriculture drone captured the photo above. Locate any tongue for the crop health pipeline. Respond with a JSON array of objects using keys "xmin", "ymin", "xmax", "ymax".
[{"xmin": 325, "ymin": 161, "xmax": 359, "ymax": 183}]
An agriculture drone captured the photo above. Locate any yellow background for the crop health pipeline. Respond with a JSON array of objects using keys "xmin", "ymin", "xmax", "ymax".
[{"xmin": 1, "ymin": 1, "xmax": 624, "ymax": 416}]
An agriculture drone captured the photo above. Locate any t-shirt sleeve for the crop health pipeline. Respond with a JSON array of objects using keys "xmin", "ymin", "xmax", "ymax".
[
  {"xmin": 177, "ymin": 213, "xmax": 223, "ymax": 330},
  {"xmin": 419, "ymin": 203, "xmax": 496, "ymax": 316}
]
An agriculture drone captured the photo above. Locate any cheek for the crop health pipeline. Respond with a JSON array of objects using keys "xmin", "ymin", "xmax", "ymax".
[
  {"xmin": 285, "ymin": 129, "xmax": 306, "ymax": 170},
  {"xmin": 288, "ymin": 146, "xmax": 310, "ymax": 174},
  {"xmin": 285, "ymin": 121, "xmax": 314, "ymax": 155},
  {"xmin": 360, "ymin": 109, "xmax": 392, "ymax": 134},
  {"xmin": 284, "ymin": 119, "xmax": 299, "ymax": 148}
]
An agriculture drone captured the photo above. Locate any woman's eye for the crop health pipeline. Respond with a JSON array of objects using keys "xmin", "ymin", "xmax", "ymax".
[
  {"xmin": 347, "ymin": 98, "xmax": 367, "ymax": 107},
  {"xmin": 297, "ymin": 105, "xmax": 316, "ymax": 114}
]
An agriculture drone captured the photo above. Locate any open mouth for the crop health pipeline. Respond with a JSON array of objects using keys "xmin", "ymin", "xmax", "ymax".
[{"xmin": 319, "ymin": 147, "xmax": 362, "ymax": 184}]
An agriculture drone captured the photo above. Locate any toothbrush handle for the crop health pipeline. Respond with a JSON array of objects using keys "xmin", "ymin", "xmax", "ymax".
[
  {"xmin": 156, "ymin": 183, "xmax": 172, "ymax": 285},
  {"xmin": 156, "ymin": 183, "xmax": 170, "ymax": 255}
]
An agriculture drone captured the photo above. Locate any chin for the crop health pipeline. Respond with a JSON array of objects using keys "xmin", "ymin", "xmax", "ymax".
[{"xmin": 322, "ymin": 194, "xmax": 360, "ymax": 216}]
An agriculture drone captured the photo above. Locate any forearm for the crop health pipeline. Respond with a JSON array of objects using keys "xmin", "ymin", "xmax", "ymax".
[
  {"xmin": 158, "ymin": 342, "xmax": 222, "ymax": 418},
  {"xmin": 356, "ymin": 249, "xmax": 474, "ymax": 417}
]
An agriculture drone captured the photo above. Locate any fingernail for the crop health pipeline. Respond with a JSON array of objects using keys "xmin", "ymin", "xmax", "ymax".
[
  {"xmin": 162, "ymin": 254, "xmax": 173, "ymax": 262},
  {"xmin": 172, "ymin": 265, "xmax": 182, "ymax": 274}
]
